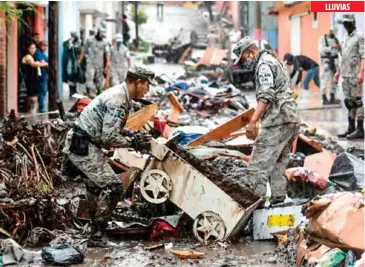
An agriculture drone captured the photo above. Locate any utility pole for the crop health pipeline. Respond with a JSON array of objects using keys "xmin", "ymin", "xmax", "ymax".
[
  {"xmin": 255, "ymin": 1, "xmax": 262, "ymax": 40},
  {"xmin": 134, "ymin": 1, "xmax": 139, "ymax": 49},
  {"xmin": 48, "ymin": 1, "xmax": 59, "ymax": 114}
]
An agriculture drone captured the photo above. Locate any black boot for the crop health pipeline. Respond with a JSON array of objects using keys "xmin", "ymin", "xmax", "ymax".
[
  {"xmin": 330, "ymin": 93, "xmax": 337, "ymax": 104},
  {"xmin": 347, "ymin": 120, "xmax": 364, "ymax": 139},
  {"xmin": 322, "ymin": 94, "xmax": 330, "ymax": 105},
  {"xmin": 69, "ymin": 85, "xmax": 77, "ymax": 98},
  {"xmin": 338, "ymin": 118, "xmax": 355, "ymax": 138}
]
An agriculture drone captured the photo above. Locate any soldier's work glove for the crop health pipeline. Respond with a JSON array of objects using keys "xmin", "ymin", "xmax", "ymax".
[{"xmin": 131, "ymin": 132, "xmax": 152, "ymax": 153}]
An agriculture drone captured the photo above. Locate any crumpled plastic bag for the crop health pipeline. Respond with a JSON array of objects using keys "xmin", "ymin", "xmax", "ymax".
[
  {"xmin": 329, "ymin": 152, "xmax": 364, "ymax": 191},
  {"xmin": 285, "ymin": 167, "xmax": 336, "ymax": 191},
  {"xmin": 41, "ymin": 244, "xmax": 84, "ymax": 266}
]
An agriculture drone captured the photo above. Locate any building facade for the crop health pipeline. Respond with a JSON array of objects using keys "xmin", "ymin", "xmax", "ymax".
[{"xmin": 0, "ymin": 1, "xmax": 80, "ymax": 115}]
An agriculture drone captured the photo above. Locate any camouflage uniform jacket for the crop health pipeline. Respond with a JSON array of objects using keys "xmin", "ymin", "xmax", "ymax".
[
  {"xmin": 318, "ymin": 34, "xmax": 341, "ymax": 66},
  {"xmin": 75, "ymin": 82, "xmax": 132, "ymax": 148},
  {"xmin": 83, "ymin": 36, "xmax": 111, "ymax": 67},
  {"xmin": 255, "ymin": 51, "xmax": 299, "ymax": 127},
  {"xmin": 111, "ymin": 44, "xmax": 129, "ymax": 68},
  {"xmin": 340, "ymin": 28, "xmax": 364, "ymax": 78}
]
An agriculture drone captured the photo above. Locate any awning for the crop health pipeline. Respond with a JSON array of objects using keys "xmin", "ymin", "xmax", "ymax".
[{"xmin": 26, "ymin": 1, "xmax": 49, "ymax": 7}]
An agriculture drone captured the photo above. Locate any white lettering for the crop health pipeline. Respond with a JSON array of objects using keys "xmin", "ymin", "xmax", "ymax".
[{"xmin": 325, "ymin": 3, "xmax": 351, "ymax": 11}]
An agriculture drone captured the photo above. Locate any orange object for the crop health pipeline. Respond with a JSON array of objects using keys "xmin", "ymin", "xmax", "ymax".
[
  {"xmin": 162, "ymin": 93, "xmax": 184, "ymax": 139},
  {"xmin": 126, "ymin": 103, "xmax": 158, "ymax": 131},
  {"xmin": 304, "ymin": 150, "xmax": 336, "ymax": 177},
  {"xmin": 170, "ymin": 250, "xmax": 205, "ymax": 259},
  {"xmin": 76, "ymin": 99, "xmax": 91, "ymax": 112},
  {"xmin": 187, "ymin": 108, "xmax": 255, "ymax": 147},
  {"xmin": 197, "ymin": 47, "xmax": 227, "ymax": 68}
]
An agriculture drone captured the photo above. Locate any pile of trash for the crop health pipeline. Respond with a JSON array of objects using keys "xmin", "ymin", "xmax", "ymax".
[{"xmin": 0, "ymin": 74, "xmax": 364, "ymax": 267}]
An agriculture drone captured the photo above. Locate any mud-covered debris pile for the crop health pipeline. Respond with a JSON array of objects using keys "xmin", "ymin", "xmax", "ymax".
[
  {"xmin": 0, "ymin": 113, "xmax": 74, "ymax": 243},
  {"xmin": 274, "ymin": 228, "xmax": 297, "ymax": 267},
  {"xmin": 167, "ymin": 140, "xmax": 258, "ymax": 207}
]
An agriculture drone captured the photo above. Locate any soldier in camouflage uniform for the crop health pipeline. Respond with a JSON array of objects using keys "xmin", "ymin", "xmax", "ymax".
[
  {"xmin": 335, "ymin": 14, "xmax": 364, "ymax": 139},
  {"xmin": 111, "ymin": 33, "xmax": 130, "ymax": 86},
  {"xmin": 318, "ymin": 27, "xmax": 341, "ymax": 104},
  {"xmin": 63, "ymin": 65, "xmax": 157, "ymax": 247},
  {"xmin": 233, "ymin": 37, "xmax": 299, "ymax": 198},
  {"xmin": 78, "ymin": 27, "xmax": 111, "ymax": 95}
]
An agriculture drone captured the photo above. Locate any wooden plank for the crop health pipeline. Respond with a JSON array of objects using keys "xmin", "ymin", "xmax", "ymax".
[
  {"xmin": 167, "ymin": 92, "xmax": 184, "ymax": 114},
  {"xmin": 126, "ymin": 103, "xmax": 158, "ymax": 131},
  {"xmin": 187, "ymin": 108, "xmax": 255, "ymax": 147},
  {"xmin": 225, "ymin": 135, "xmax": 254, "ymax": 147},
  {"xmin": 163, "ymin": 93, "xmax": 184, "ymax": 138},
  {"xmin": 229, "ymin": 130, "xmax": 246, "ymax": 138}
]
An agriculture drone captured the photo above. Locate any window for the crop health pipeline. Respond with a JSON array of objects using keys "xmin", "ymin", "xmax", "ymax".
[{"xmin": 313, "ymin": 12, "xmax": 318, "ymax": 28}]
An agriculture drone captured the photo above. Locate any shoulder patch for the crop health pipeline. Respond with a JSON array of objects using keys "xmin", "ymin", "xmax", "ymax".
[
  {"xmin": 117, "ymin": 109, "xmax": 128, "ymax": 120},
  {"xmin": 257, "ymin": 64, "xmax": 274, "ymax": 89}
]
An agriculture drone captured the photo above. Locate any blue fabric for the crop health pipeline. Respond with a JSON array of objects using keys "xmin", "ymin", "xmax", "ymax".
[
  {"xmin": 303, "ymin": 66, "xmax": 320, "ymax": 90},
  {"xmin": 34, "ymin": 49, "xmax": 48, "ymax": 82},
  {"xmin": 166, "ymin": 82, "xmax": 189, "ymax": 92},
  {"xmin": 38, "ymin": 80, "xmax": 48, "ymax": 112},
  {"xmin": 174, "ymin": 131, "xmax": 203, "ymax": 146}
]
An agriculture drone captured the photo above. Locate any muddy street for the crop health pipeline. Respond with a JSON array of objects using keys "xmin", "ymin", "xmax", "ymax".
[{"xmin": 1, "ymin": 1, "xmax": 364, "ymax": 267}]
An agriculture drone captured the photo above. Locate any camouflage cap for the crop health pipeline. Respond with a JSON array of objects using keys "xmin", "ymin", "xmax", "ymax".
[
  {"xmin": 232, "ymin": 36, "xmax": 257, "ymax": 64},
  {"xmin": 128, "ymin": 65, "xmax": 157, "ymax": 85},
  {"xmin": 342, "ymin": 13, "xmax": 355, "ymax": 22},
  {"xmin": 70, "ymin": 31, "xmax": 78, "ymax": 37},
  {"xmin": 98, "ymin": 27, "xmax": 106, "ymax": 35}
]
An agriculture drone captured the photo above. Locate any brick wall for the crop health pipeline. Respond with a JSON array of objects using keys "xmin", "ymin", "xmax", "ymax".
[{"xmin": 0, "ymin": 10, "xmax": 7, "ymax": 117}]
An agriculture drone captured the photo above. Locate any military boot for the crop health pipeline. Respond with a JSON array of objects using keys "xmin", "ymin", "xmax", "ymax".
[
  {"xmin": 347, "ymin": 120, "xmax": 364, "ymax": 139},
  {"xmin": 330, "ymin": 93, "xmax": 337, "ymax": 104},
  {"xmin": 338, "ymin": 118, "xmax": 355, "ymax": 138},
  {"xmin": 69, "ymin": 85, "xmax": 77, "ymax": 98},
  {"xmin": 322, "ymin": 94, "xmax": 330, "ymax": 105}
]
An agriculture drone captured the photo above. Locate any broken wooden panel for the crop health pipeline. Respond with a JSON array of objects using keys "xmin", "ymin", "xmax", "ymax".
[
  {"xmin": 197, "ymin": 47, "xmax": 227, "ymax": 67},
  {"xmin": 304, "ymin": 150, "xmax": 336, "ymax": 177},
  {"xmin": 163, "ymin": 93, "xmax": 185, "ymax": 138},
  {"xmin": 187, "ymin": 108, "xmax": 255, "ymax": 147},
  {"xmin": 126, "ymin": 103, "xmax": 158, "ymax": 131},
  {"xmin": 294, "ymin": 134, "xmax": 323, "ymax": 155}
]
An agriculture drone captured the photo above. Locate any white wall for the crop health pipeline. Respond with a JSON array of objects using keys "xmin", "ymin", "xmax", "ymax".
[{"xmin": 61, "ymin": 1, "xmax": 80, "ymax": 42}]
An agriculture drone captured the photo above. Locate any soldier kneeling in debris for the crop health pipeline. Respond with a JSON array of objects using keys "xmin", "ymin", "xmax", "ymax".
[
  {"xmin": 233, "ymin": 37, "xmax": 299, "ymax": 200},
  {"xmin": 63, "ymin": 65, "xmax": 157, "ymax": 247}
]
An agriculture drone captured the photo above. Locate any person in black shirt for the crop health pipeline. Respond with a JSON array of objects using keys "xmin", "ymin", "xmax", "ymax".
[
  {"xmin": 284, "ymin": 53, "xmax": 320, "ymax": 90},
  {"xmin": 122, "ymin": 15, "xmax": 130, "ymax": 46}
]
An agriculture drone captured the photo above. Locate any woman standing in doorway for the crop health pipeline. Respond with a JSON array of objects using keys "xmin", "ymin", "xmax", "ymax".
[{"xmin": 22, "ymin": 42, "xmax": 48, "ymax": 115}]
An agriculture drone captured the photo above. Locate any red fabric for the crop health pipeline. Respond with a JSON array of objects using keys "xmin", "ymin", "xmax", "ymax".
[
  {"xmin": 151, "ymin": 220, "xmax": 180, "ymax": 240},
  {"xmin": 76, "ymin": 99, "xmax": 91, "ymax": 112}
]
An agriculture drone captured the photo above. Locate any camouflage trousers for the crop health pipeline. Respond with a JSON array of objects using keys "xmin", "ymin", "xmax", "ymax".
[
  {"xmin": 247, "ymin": 123, "xmax": 298, "ymax": 198},
  {"xmin": 63, "ymin": 129, "xmax": 123, "ymax": 228},
  {"xmin": 111, "ymin": 65, "xmax": 128, "ymax": 87},
  {"xmin": 85, "ymin": 63, "xmax": 105, "ymax": 95},
  {"xmin": 342, "ymin": 77, "xmax": 364, "ymax": 120},
  {"xmin": 320, "ymin": 63, "xmax": 337, "ymax": 95}
]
